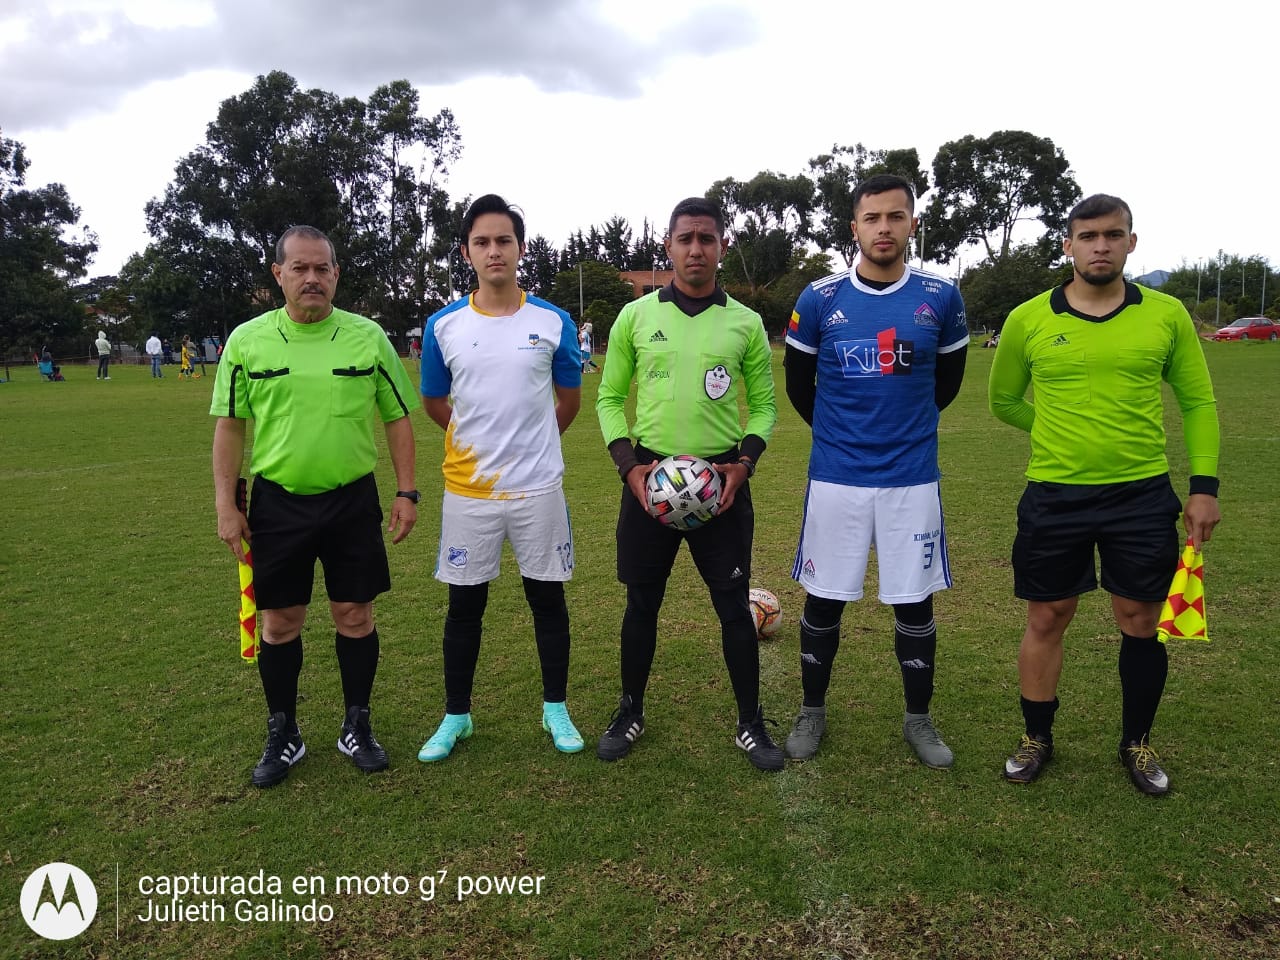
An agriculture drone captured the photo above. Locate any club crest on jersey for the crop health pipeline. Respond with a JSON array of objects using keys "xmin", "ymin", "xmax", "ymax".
[
  {"xmin": 447, "ymin": 546, "xmax": 468, "ymax": 568},
  {"xmin": 704, "ymin": 364, "xmax": 731, "ymax": 400},
  {"xmin": 527, "ymin": 333, "xmax": 541, "ymax": 346},
  {"xmin": 913, "ymin": 303, "xmax": 940, "ymax": 328}
]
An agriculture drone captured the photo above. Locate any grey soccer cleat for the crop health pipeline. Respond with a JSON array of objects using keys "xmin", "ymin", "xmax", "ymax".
[
  {"xmin": 785, "ymin": 705, "xmax": 827, "ymax": 760},
  {"xmin": 903, "ymin": 712, "xmax": 954, "ymax": 769}
]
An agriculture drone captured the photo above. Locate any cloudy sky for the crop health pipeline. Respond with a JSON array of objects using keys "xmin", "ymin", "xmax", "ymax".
[{"xmin": 2, "ymin": 0, "xmax": 1274, "ymax": 284}]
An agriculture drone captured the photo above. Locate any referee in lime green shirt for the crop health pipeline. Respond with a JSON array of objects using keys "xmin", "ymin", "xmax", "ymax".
[
  {"xmin": 212, "ymin": 225, "xmax": 419, "ymax": 788},
  {"xmin": 594, "ymin": 197, "xmax": 783, "ymax": 772},
  {"xmin": 989, "ymin": 194, "xmax": 1221, "ymax": 796}
]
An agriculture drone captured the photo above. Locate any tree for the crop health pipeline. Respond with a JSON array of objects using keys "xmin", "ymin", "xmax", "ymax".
[
  {"xmin": 959, "ymin": 243, "xmax": 1071, "ymax": 332},
  {"xmin": 520, "ymin": 235, "xmax": 560, "ymax": 298},
  {"xmin": 598, "ymin": 216, "xmax": 632, "ymax": 270},
  {"xmin": 1159, "ymin": 255, "xmax": 1277, "ymax": 323},
  {"xmin": 627, "ymin": 218, "xmax": 667, "ymax": 272},
  {"xmin": 708, "ymin": 171, "xmax": 813, "ymax": 293},
  {"xmin": 0, "ymin": 130, "xmax": 98, "ymax": 359},
  {"xmin": 725, "ymin": 251, "xmax": 835, "ymax": 338},
  {"xmin": 546, "ymin": 260, "xmax": 633, "ymax": 337},
  {"xmin": 808, "ymin": 144, "xmax": 929, "ymax": 266},
  {"xmin": 138, "ymin": 71, "xmax": 463, "ymax": 340},
  {"xmin": 924, "ymin": 130, "xmax": 1080, "ymax": 265}
]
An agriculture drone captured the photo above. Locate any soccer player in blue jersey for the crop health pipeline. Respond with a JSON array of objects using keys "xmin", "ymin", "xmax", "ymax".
[
  {"xmin": 783, "ymin": 174, "xmax": 968, "ymax": 768},
  {"xmin": 416, "ymin": 194, "xmax": 585, "ymax": 762}
]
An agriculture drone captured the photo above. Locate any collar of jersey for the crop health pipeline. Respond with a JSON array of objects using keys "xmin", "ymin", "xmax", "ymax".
[
  {"xmin": 469, "ymin": 291, "xmax": 527, "ymax": 317},
  {"xmin": 1050, "ymin": 279, "xmax": 1142, "ymax": 323}
]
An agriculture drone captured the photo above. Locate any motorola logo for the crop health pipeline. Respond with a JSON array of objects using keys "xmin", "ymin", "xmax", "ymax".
[{"xmin": 20, "ymin": 862, "xmax": 98, "ymax": 940}]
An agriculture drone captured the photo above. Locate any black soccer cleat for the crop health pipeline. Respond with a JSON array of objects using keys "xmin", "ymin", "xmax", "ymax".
[
  {"xmin": 338, "ymin": 706, "xmax": 390, "ymax": 774},
  {"xmin": 735, "ymin": 706, "xmax": 785, "ymax": 772},
  {"xmin": 1003, "ymin": 734, "xmax": 1053, "ymax": 784},
  {"xmin": 597, "ymin": 695, "xmax": 645, "ymax": 761},
  {"xmin": 252, "ymin": 712, "xmax": 306, "ymax": 788},
  {"xmin": 1119, "ymin": 738, "xmax": 1170, "ymax": 796}
]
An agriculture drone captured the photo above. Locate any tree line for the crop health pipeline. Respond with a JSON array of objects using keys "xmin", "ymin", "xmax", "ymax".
[{"xmin": 3, "ymin": 72, "xmax": 1275, "ymax": 361}]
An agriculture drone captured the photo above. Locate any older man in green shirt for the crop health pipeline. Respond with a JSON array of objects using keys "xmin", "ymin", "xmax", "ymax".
[{"xmin": 211, "ymin": 225, "xmax": 419, "ymax": 788}]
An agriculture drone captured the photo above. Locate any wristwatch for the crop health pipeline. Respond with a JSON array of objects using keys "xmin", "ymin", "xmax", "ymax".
[
  {"xmin": 736, "ymin": 457, "xmax": 756, "ymax": 478},
  {"xmin": 395, "ymin": 489, "xmax": 421, "ymax": 504}
]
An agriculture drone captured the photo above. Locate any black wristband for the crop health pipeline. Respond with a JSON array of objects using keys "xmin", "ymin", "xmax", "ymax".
[
  {"xmin": 1188, "ymin": 475, "xmax": 1219, "ymax": 498},
  {"xmin": 736, "ymin": 457, "xmax": 756, "ymax": 478}
]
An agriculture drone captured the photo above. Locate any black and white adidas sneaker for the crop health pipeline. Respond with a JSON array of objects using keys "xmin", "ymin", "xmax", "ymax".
[
  {"xmin": 596, "ymin": 695, "xmax": 645, "ymax": 761},
  {"xmin": 252, "ymin": 712, "xmax": 306, "ymax": 788},
  {"xmin": 735, "ymin": 706, "xmax": 784, "ymax": 771},
  {"xmin": 337, "ymin": 706, "xmax": 390, "ymax": 774}
]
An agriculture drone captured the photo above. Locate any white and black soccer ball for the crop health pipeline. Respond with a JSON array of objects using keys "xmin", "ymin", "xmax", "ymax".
[
  {"xmin": 749, "ymin": 588, "xmax": 782, "ymax": 639},
  {"xmin": 644, "ymin": 454, "xmax": 723, "ymax": 531}
]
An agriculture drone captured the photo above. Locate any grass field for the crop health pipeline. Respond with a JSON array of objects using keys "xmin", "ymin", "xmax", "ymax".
[{"xmin": 2, "ymin": 343, "xmax": 1278, "ymax": 959}]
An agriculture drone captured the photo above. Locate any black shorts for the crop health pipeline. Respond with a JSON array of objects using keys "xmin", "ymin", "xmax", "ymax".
[
  {"xmin": 1012, "ymin": 475, "xmax": 1182, "ymax": 603},
  {"xmin": 248, "ymin": 473, "xmax": 391, "ymax": 609},
  {"xmin": 616, "ymin": 447, "xmax": 753, "ymax": 590}
]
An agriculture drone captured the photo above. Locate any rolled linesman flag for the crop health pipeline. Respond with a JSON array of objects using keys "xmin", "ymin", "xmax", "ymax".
[
  {"xmin": 235, "ymin": 477, "xmax": 259, "ymax": 662},
  {"xmin": 1156, "ymin": 538, "xmax": 1208, "ymax": 643}
]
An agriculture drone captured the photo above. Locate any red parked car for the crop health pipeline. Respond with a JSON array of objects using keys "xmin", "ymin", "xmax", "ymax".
[{"xmin": 1209, "ymin": 316, "xmax": 1278, "ymax": 341}]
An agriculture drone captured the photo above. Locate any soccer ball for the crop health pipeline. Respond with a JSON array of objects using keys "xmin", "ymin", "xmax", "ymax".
[
  {"xmin": 749, "ymin": 588, "xmax": 782, "ymax": 639},
  {"xmin": 644, "ymin": 454, "xmax": 723, "ymax": 531}
]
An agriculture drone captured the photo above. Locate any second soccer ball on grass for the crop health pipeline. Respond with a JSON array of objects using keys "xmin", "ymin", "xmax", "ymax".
[{"xmin": 749, "ymin": 588, "xmax": 782, "ymax": 639}]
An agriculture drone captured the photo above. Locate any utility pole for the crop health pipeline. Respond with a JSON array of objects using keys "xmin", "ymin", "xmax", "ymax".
[{"xmin": 1215, "ymin": 249, "xmax": 1223, "ymax": 328}]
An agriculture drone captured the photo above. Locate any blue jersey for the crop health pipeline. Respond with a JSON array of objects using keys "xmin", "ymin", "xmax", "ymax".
[{"xmin": 786, "ymin": 267, "xmax": 968, "ymax": 487}]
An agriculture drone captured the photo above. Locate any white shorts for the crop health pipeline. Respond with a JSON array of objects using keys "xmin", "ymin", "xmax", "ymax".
[
  {"xmin": 792, "ymin": 479, "xmax": 951, "ymax": 604},
  {"xmin": 435, "ymin": 489, "xmax": 574, "ymax": 585}
]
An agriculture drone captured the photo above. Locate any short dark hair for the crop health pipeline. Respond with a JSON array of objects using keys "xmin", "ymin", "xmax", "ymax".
[
  {"xmin": 1067, "ymin": 194, "xmax": 1133, "ymax": 235},
  {"xmin": 274, "ymin": 225, "xmax": 336, "ymax": 265},
  {"xmin": 668, "ymin": 197, "xmax": 725, "ymax": 237},
  {"xmin": 461, "ymin": 194, "xmax": 526, "ymax": 246},
  {"xmin": 852, "ymin": 174, "xmax": 915, "ymax": 215}
]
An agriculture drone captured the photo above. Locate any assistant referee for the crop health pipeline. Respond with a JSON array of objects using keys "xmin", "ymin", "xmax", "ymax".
[{"xmin": 212, "ymin": 225, "xmax": 419, "ymax": 788}]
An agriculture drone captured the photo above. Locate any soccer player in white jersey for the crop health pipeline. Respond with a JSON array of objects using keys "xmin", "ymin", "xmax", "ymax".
[
  {"xmin": 783, "ymin": 174, "xmax": 969, "ymax": 768},
  {"xmin": 417, "ymin": 194, "xmax": 585, "ymax": 761}
]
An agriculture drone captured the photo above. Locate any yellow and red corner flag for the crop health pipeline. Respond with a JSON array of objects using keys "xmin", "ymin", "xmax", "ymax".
[
  {"xmin": 235, "ymin": 477, "xmax": 259, "ymax": 662},
  {"xmin": 1157, "ymin": 538, "xmax": 1208, "ymax": 643}
]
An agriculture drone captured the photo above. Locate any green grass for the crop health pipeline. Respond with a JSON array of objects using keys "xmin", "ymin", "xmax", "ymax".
[{"xmin": 2, "ymin": 343, "xmax": 1278, "ymax": 959}]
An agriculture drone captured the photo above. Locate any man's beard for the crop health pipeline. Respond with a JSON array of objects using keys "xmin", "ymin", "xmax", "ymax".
[
  {"xmin": 1080, "ymin": 267, "xmax": 1123, "ymax": 287},
  {"xmin": 860, "ymin": 241, "xmax": 905, "ymax": 268}
]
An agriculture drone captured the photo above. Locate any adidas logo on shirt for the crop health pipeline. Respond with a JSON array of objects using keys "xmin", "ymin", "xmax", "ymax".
[
  {"xmin": 823, "ymin": 309, "xmax": 849, "ymax": 328},
  {"xmin": 648, "ymin": 330, "xmax": 668, "ymax": 343},
  {"xmin": 1051, "ymin": 334, "xmax": 1070, "ymax": 346}
]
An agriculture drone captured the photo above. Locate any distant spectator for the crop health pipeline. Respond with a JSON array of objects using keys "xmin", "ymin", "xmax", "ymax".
[
  {"xmin": 162, "ymin": 339, "xmax": 174, "ymax": 365},
  {"xmin": 145, "ymin": 333, "xmax": 163, "ymax": 378},
  {"xmin": 95, "ymin": 330, "xmax": 112, "ymax": 380}
]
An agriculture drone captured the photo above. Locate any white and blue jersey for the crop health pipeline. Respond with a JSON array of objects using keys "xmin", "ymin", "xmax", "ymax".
[
  {"xmin": 786, "ymin": 266, "xmax": 968, "ymax": 487},
  {"xmin": 421, "ymin": 292, "xmax": 581, "ymax": 499}
]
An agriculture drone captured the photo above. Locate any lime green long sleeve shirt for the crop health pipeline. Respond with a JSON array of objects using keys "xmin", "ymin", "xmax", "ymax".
[{"xmin": 989, "ymin": 282, "xmax": 1219, "ymax": 484}]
